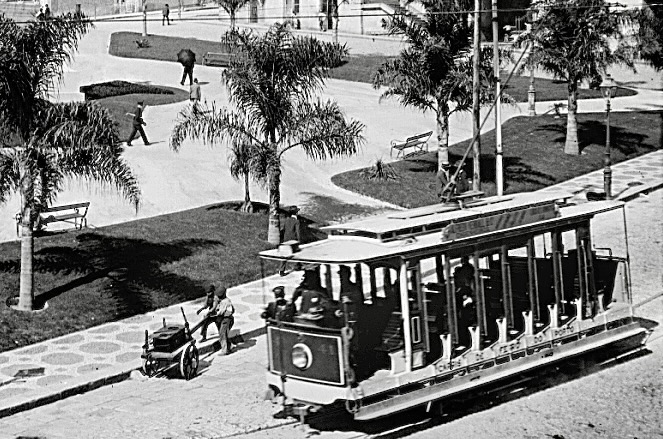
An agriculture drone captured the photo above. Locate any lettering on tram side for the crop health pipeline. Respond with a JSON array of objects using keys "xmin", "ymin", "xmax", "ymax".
[
  {"xmin": 551, "ymin": 324, "xmax": 576, "ymax": 339},
  {"xmin": 442, "ymin": 204, "xmax": 558, "ymax": 241},
  {"xmin": 435, "ymin": 357, "xmax": 464, "ymax": 375},
  {"xmin": 496, "ymin": 339, "xmax": 523, "ymax": 356}
]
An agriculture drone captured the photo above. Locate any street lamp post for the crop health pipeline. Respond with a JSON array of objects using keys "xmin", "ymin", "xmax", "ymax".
[{"xmin": 599, "ymin": 74, "xmax": 618, "ymax": 200}]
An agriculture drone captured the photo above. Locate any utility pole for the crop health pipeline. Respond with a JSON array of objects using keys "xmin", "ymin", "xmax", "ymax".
[
  {"xmin": 472, "ymin": 0, "xmax": 481, "ymax": 192},
  {"xmin": 142, "ymin": 0, "xmax": 148, "ymax": 37},
  {"xmin": 492, "ymin": 0, "xmax": 503, "ymax": 196}
]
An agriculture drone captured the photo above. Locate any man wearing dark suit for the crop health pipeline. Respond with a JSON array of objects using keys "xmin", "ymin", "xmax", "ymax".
[{"xmin": 126, "ymin": 101, "xmax": 150, "ymax": 146}]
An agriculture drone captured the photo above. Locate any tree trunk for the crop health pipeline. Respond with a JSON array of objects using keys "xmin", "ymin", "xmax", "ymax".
[
  {"xmin": 17, "ymin": 222, "xmax": 35, "ymax": 311},
  {"xmin": 267, "ymin": 167, "xmax": 281, "ymax": 245},
  {"xmin": 436, "ymin": 105, "xmax": 450, "ymax": 172},
  {"xmin": 564, "ymin": 80, "xmax": 580, "ymax": 155},
  {"xmin": 230, "ymin": 11, "xmax": 236, "ymax": 29},
  {"xmin": 241, "ymin": 172, "xmax": 252, "ymax": 212},
  {"xmin": 142, "ymin": 2, "xmax": 148, "ymax": 37}
]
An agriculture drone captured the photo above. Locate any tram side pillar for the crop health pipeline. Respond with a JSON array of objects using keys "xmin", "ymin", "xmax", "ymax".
[
  {"xmin": 547, "ymin": 304, "xmax": 559, "ymax": 329},
  {"xmin": 573, "ymin": 298, "xmax": 583, "ymax": 322},
  {"xmin": 469, "ymin": 326, "xmax": 481, "ymax": 352},
  {"xmin": 496, "ymin": 318, "xmax": 508, "ymax": 343},
  {"xmin": 440, "ymin": 334, "xmax": 452, "ymax": 361},
  {"xmin": 522, "ymin": 311, "xmax": 534, "ymax": 336}
]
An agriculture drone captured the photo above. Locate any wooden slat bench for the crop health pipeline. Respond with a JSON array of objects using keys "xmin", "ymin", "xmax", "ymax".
[
  {"xmin": 16, "ymin": 202, "xmax": 90, "ymax": 235},
  {"xmin": 390, "ymin": 130, "xmax": 433, "ymax": 158},
  {"xmin": 202, "ymin": 52, "xmax": 232, "ymax": 67}
]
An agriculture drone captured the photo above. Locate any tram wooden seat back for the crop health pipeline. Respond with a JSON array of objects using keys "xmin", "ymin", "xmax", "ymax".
[{"xmin": 376, "ymin": 312, "xmax": 404, "ymax": 352}]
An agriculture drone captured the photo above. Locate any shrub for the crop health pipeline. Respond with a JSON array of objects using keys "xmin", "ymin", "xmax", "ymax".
[
  {"xmin": 360, "ymin": 158, "xmax": 399, "ymax": 181},
  {"xmin": 79, "ymin": 80, "xmax": 175, "ymax": 100}
]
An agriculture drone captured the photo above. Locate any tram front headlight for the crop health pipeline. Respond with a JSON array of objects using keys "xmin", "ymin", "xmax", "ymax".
[{"xmin": 291, "ymin": 343, "xmax": 312, "ymax": 370}]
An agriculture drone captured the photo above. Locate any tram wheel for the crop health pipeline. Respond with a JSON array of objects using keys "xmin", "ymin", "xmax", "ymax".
[
  {"xmin": 179, "ymin": 344, "xmax": 199, "ymax": 380},
  {"xmin": 142, "ymin": 356, "xmax": 157, "ymax": 377}
]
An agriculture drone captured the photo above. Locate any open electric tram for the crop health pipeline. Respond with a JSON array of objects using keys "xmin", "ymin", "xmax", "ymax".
[{"xmin": 258, "ymin": 192, "xmax": 650, "ymax": 421}]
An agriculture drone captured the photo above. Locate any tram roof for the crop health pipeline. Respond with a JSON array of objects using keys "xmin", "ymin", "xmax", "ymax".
[{"xmin": 259, "ymin": 193, "xmax": 624, "ymax": 264}]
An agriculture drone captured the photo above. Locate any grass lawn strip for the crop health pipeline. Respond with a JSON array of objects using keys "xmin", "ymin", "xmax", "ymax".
[
  {"xmin": 332, "ymin": 111, "xmax": 662, "ymax": 208},
  {"xmin": 108, "ymin": 32, "xmax": 637, "ymax": 101}
]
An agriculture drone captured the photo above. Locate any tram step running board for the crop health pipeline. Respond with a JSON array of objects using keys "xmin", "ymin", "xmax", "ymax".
[{"xmin": 354, "ymin": 324, "xmax": 647, "ymax": 421}]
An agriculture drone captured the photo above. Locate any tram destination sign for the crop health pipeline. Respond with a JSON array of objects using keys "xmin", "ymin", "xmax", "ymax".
[{"xmin": 441, "ymin": 203, "xmax": 558, "ymax": 241}]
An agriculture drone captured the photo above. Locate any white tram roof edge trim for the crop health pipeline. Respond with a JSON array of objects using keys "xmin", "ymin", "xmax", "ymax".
[
  {"xmin": 259, "ymin": 193, "xmax": 624, "ymax": 264},
  {"xmin": 322, "ymin": 191, "xmax": 573, "ymax": 236}
]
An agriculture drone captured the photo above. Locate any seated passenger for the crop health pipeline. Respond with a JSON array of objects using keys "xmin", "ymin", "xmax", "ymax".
[{"xmin": 261, "ymin": 286, "xmax": 295, "ymax": 322}]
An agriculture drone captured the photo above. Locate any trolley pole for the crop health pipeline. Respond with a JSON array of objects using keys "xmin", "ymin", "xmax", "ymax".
[
  {"xmin": 472, "ymin": 0, "xmax": 481, "ymax": 192},
  {"xmin": 492, "ymin": 0, "xmax": 503, "ymax": 196}
]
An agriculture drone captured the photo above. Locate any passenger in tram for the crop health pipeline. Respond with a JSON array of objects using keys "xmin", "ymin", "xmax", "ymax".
[
  {"xmin": 339, "ymin": 265, "xmax": 362, "ymax": 325},
  {"xmin": 292, "ymin": 267, "xmax": 325, "ymax": 312},
  {"xmin": 261, "ymin": 286, "xmax": 295, "ymax": 322},
  {"xmin": 454, "ymin": 256, "xmax": 475, "ymax": 296},
  {"xmin": 458, "ymin": 292, "xmax": 477, "ymax": 347}
]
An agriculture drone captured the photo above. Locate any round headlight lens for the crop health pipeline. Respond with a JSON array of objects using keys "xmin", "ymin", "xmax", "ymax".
[{"xmin": 291, "ymin": 343, "xmax": 312, "ymax": 370}]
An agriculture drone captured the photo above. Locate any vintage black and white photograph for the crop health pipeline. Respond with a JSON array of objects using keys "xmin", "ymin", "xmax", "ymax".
[{"xmin": 0, "ymin": 0, "xmax": 661, "ymax": 437}]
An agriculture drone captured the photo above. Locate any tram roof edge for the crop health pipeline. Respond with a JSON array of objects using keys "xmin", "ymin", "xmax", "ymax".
[
  {"xmin": 321, "ymin": 191, "xmax": 574, "ymax": 235},
  {"xmin": 258, "ymin": 197, "xmax": 623, "ymax": 263}
]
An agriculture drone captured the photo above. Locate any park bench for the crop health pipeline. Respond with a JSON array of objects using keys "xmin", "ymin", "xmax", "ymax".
[
  {"xmin": 15, "ymin": 202, "xmax": 90, "ymax": 235},
  {"xmin": 390, "ymin": 130, "xmax": 433, "ymax": 158},
  {"xmin": 202, "ymin": 52, "xmax": 232, "ymax": 67}
]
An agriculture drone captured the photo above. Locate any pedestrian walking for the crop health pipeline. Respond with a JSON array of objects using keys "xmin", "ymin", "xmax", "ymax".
[
  {"xmin": 44, "ymin": 4, "xmax": 51, "ymax": 19},
  {"xmin": 196, "ymin": 285, "xmax": 216, "ymax": 342},
  {"xmin": 209, "ymin": 285, "xmax": 235, "ymax": 355},
  {"xmin": 126, "ymin": 101, "xmax": 150, "ymax": 146},
  {"xmin": 279, "ymin": 206, "xmax": 301, "ymax": 276},
  {"xmin": 178, "ymin": 49, "xmax": 196, "ymax": 86},
  {"xmin": 36, "ymin": 7, "xmax": 44, "ymax": 20},
  {"xmin": 162, "ymin": 3, "xmax": 170, "ymax": 26},
  {"xmin": 318, "ymin": 11, "xmax": 326, "ymax": 31},
  {"xmin": 189, "ymin": 78, "xmax": 201, "ymax": 106}
]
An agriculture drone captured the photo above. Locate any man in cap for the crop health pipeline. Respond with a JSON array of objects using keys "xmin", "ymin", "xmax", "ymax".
[
  {"xmin": 262, "ymin": 286, "xmax": 295, "ymax": 322},
  {"xmin": 208, "ymin": 285, "xmax": 235, "ymax": 355},
  {"xmin": 196, "ymin": 285, "xmax": 216, "ymax": 342},
  {"xmin": 126, "ymin": 101, "xmax": 150, "ymax": 146}
]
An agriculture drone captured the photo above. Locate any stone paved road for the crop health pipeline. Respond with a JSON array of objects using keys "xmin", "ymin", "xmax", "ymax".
[{"xmin": 1, "ymin": 190, "xmax": 660, "ymax": 439}]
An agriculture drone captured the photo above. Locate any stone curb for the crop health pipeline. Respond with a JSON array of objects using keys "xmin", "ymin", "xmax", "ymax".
[{"xmin": 616, "ymin": 181, "xmax": 663, "ymax": 203}]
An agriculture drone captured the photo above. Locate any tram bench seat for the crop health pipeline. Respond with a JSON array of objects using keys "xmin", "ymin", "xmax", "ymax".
[
  {"xmin": 375, "ymin": 312, "xmax": 404, "ymax": 353},
  {"xmin": 451, "ymin": 190, "xmax": 484, "ymax": 208}
]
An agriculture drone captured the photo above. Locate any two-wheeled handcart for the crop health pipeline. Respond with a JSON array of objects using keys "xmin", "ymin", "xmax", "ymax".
[{"xmin": 141, "ymin": 307, "xmax": 200, "ymax": 379}]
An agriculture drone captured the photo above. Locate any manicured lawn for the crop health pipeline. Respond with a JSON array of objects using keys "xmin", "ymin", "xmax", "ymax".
[
  {"xmin": 0, "ymin": 200, "xmax": 387, "ymax": 353},
  {"xmin": 332, "ymin": 111, "xmax": 662, "ymax": 208},
  {"xmin": 108, "ymin": 32, "xmax": 637, "ymax": 102}
]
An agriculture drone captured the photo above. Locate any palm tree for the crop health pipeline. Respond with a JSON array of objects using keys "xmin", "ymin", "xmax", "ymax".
[
  {"xmin": 0, "ymin": 15, "xmax": 140, "ymax": 311},
  {"xmin": 216, "ymin": 0, "xmax": 252, "ymax": 29},
  {"xmin": 373, "ymin": 0, "xmax": 501, "ymax": 173},
  {"xmin": 171, "ymin": 24, "xmax": 364, "ymax": 245},
  {"xmin": 523, "ymin": 0, "xmax": 638, "ymax": 155}
]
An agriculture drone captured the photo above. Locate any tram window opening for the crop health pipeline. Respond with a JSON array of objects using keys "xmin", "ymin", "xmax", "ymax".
[{"xmin": 411, "ymin": 316, "xmax": 422, "ymax": 344}]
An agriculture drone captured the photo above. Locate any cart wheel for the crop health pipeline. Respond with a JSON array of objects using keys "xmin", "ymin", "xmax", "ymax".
[
  {"xmin": 179, "ymin": 344, "xmax": 199, "ymax": 380},
  {"xmin": 142, "ymin": 356, "xmax": 157, "ymax": 377}
]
